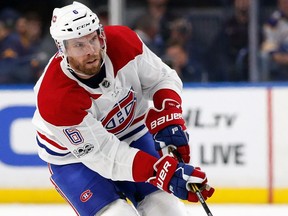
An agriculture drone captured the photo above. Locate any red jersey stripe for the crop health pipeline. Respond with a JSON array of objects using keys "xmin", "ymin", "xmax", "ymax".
[{"xmin": 37, "ymin": 131, "xmax": 68, "ymax": 150}]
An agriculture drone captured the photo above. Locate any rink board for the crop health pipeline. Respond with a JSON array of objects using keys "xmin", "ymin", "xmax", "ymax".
[{"xmin": 0, "ymin": 84, "xmax": 287, "ymax": 203}]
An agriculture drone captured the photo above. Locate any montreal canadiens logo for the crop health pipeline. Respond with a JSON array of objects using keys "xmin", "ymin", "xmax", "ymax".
[
  {"xmin": 101, "ymin": 88, "xmax": 136, "ymax": 135},
  {"xmin": 80, "ymin": 189, "xmax": 93, "ymax": 202}
]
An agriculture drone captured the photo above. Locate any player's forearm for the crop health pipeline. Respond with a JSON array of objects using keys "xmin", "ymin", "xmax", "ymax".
[{"xmin": 84, "ymin": 146, "xmax": 157, "ymax": 182}]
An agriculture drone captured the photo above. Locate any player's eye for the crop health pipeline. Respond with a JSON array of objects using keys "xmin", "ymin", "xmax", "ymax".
[
  {"xmin": 90, "ymin": 36, "xmax": 97, "ymax": 44},
  {"xmin": 74, "ymin": 42, "xmax": 84, "ymax": 48}
]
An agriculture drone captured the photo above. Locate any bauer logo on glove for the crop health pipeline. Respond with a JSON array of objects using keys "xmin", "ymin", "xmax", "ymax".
[
  {"xmin": 145, "ymin": 99, "xmax": 186, "ymax": 134},
  {"xmin": 156, "ymin": 160, "xmax": 173, "ymax": 189},
  {"xmin": 150, "ymin": 113, "xmax": 183, "ymax": 131},
  {"xmin": 147, "ymin": 155, "xmax": 215, "ymax": 202},
  {"xmin": 145, "ymin": 99, "xmax": 190, "ymax": 163}
]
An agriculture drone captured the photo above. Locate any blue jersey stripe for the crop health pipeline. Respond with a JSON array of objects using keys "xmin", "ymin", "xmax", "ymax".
[{"xmin": 36, "ymin": 137, "xmax": 71, "ymax": 157}]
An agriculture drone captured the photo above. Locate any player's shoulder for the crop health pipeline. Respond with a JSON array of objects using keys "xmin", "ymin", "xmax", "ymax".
[
  {"xmin": 104, "ymin": 26, "xmax": 143, "ymax": 73},
  {"xmin": 104, "ymin": 25, "xmax": 139, "ymax": 40},
  {"xmin": 104, "ymin": 25, "xmax": 143, "ymax": 55},
  {"xmin": 37, "ymin": 55, "xmax": 91, "ymax": 126}
]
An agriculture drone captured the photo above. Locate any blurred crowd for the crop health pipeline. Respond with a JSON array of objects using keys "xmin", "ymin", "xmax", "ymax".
[
  {"xmin": 0, "ymin": 7, "xmax": 56, "ymax": 84},
  {"xmin": 1, "ymin": 0, "xmax": 288, "ymax": 84}
]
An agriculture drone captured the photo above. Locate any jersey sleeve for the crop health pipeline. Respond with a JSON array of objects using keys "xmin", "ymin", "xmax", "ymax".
[
  {"xmin": 37, "ymin": 108, "xmax": 154, "ymax": 181},
  {"xmin": 137, "ymin": 42, "xmax": 183, "ymax": 103},
  {"xmin": 34, "ymin": 95, "xmax": 157, "ymax": 182}
]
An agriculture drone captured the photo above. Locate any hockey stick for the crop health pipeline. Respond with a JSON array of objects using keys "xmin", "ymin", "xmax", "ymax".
[{"xmin": 168, "ymin": 147, "xmax": 214, "ymax": 216}]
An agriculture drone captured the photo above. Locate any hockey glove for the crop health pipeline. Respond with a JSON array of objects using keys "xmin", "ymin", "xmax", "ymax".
[
  {"xmin": 145, "ymin": 99, "xmax": 190, "ymax": 163},
  {"xmin": 154, "ymin": 125, "xmax": 190, "ymax": 163},
  {"xmin": 147, "ymin": 155, "xmax": 214, "ymax": 202}
]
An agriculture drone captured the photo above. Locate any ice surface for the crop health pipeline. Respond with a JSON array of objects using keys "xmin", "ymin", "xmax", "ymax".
[{"xmin": 0, "ymin": 203, "xmax": 287, "ymax": 216}]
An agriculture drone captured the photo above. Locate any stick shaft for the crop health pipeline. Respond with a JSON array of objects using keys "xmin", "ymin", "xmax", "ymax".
[
  {"xmin": 170, "ymin": 148, "xmax": 214, "ymax": 216},
  {"xmin": 190, "ymin": 184, "xmax": 213, "ymax": 216}
]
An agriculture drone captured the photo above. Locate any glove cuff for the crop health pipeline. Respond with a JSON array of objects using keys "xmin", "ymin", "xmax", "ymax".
[
  {"xmin": 145, "ymin": 99, "xmax": 186, "ymax": 134},
  {"xmin": 132, "ymin": 151, "xmax": 158, "ymax": 182},
  {"xmin": 153, "ymin": 89, "xmax": 182, "ymax": 109}
]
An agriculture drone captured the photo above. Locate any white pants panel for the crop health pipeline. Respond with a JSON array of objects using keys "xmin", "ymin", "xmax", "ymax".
[
  {"xmin": 136, "ymin": 190, "xmax": 188, "ymax": 216},
  {"xmin": 96, "ymin": 199, "xmax": 140, "ymax": 216}
]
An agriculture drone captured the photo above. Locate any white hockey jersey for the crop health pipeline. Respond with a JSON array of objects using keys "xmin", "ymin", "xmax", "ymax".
[{"xmin": 32, "ymin": 26, "xmax": 183, "ymax": 182}]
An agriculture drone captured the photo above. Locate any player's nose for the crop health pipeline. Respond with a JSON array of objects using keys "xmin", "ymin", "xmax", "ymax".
[{"xmin": 86, "ymin": 44, "xmax": 96, "ymax": 55}]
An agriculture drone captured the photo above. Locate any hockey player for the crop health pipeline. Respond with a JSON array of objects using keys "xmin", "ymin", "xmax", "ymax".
[{"xmin": 32, "ymin": 2, "xmax": 214, "ymax": 216}]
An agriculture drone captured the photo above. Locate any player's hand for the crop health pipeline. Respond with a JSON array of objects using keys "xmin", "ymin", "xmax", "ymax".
[
  {"xmin": 147, "ymin": 155, "xmax": 214, "ymax": 202},
  {"xmin": 145, "ymin": 99, "xmax": 190, "ymax": 163},
  {"xmin": 154, "ymin": 125, "xmax": 190, "ymax": 163},
  {"xmin": 186, "ymin": 167, "xmax": 215, "ymax": 202}
]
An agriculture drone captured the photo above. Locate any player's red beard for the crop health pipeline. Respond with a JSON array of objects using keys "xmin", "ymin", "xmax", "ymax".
[{"xmin": 68, "ymin": 54, "xmax": 102, "ymax": 77}]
